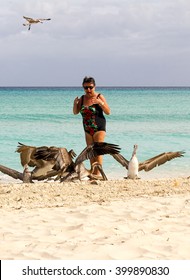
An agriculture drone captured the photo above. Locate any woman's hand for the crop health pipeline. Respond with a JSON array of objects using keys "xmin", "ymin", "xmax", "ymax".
[
  {"xmin": 95, "ymin": 95, "xmax": 111, "ymax": 115},
  {"xmin": 92, "ymin": 96, "xmax": 103, "ymax": 106},
  {"xmin": 74, "ymin": 96, "xmax": 79, "ymax": 105}
]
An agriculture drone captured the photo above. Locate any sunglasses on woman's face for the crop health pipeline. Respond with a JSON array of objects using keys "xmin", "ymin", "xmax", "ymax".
[{"xmin": 83, "ymin": 86, "xmax": 94, "ymax": 90}]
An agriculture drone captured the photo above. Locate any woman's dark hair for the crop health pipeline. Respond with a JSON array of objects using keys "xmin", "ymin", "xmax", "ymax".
[{"xmin": 82, "ymin": 76, "xmax": 96, "ymax": 86}]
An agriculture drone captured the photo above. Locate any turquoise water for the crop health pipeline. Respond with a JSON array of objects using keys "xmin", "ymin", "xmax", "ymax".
[{"xmin": 0, "ymin": 87, "xmax": 189, "ymax": 181}]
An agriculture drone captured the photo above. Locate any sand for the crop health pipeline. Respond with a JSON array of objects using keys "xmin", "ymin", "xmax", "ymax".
[{"xmin": 0, "ymin": 177, "xmax": 190, "ymax": 260}]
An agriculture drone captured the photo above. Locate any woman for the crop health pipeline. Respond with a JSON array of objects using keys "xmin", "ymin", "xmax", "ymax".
[{"xmin": 73, "ymin": 76, "xmax": 111, "ymax": 175}]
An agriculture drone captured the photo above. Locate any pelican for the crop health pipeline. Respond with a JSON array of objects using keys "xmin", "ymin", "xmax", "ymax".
[
  {"xmin": 15, "ymin": 142, "xmax": 79, "ymax": 182},
  {"xmin": 34, "ymin": 142, "xmax": 121, "ymax": 181},
  {"xmin": 23, "ymin": 16, "xmax": 51, "ymax": 30},
  {"xmin": 0, "ymin": 143, "xmax": 70, "ymax": 183},
  {"xmin": 0, "ymin": 142, "xmax": 120, "ymax": 182},
  {"xmin": 59, "ymin": 162, "xmax": 108, "ymax": 182},
  {"xmin": 112, "ymin": 144, "xmax": 185, "ymax": 179}
]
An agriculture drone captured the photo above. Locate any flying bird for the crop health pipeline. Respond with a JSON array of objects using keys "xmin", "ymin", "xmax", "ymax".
[
  {"xmin": 23, "ymin": 16, "xmax": 51, "ymax": 30},
  {"xmin": 112, "ymin": 144, "xmax": 185, "ymax": 179}
]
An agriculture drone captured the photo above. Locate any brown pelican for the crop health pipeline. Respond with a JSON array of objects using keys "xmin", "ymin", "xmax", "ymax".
[
  {"xmin": 112, "ymin": 144, "xmax": 185, "ymax": 179},
  {"xmin": 34, "ymin": 142, "xmax": 121, "ymax": 181},
  {"xmin": 23, "ymin": 16, "xmax": 51, "ymax": 30},
  {"xmin": 15, "ymin": 142, "xmax": 82, "ymax": 182},
  {"xmin": 0, "ymin": 142, "xmax": 120, "ymax": 182},
  {"xmin": 0, "ymin": 143, "xmax": 68, "ymax": 183},
  {"xmin": 60, "ymin": 162, "xmax": 108, "ymax": 182},
  {"xmin": 16, "ymin": 142, "xmax": 76, "ymax": 178}
]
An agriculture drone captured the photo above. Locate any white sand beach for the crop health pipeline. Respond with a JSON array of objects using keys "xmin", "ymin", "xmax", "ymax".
[{"xmin": 0, "ymin": 177, "xmax": 190, "ymax": 260}]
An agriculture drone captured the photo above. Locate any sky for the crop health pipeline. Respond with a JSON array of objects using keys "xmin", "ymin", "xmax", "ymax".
[{"xmin": 1, "ymin": 0, "xmax": 190, "ymax": 86}]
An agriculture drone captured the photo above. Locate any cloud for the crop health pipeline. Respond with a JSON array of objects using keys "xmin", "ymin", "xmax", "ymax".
[{"xmin": 1, "ymin": 0, "xmax": 190, "ymax": 86}]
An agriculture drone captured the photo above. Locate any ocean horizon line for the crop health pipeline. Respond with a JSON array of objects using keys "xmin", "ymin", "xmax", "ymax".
[{"xmin": 1, "ymin": 85, "xmax": 190, "ymax": 89}]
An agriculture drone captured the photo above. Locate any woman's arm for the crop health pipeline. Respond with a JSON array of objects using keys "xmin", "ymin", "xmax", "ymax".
[
  {"xmin": 73, "ymin": 96, "xmax": 81, "ymax": 114},
  {"xmin": 97, "ymin": 94, "xmax": 111, "ymax": 115}
]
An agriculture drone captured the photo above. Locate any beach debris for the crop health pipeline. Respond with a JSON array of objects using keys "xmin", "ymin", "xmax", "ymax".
[
  {"xmin": 173, "ymin": 179, "xmax": 180, "ymax": 187},
  {"xmin": 112, "ymin": 144, "xmax": 185, "ymax": 179},
  {"xmin": 0, "ymin": 164, "xmax": 32, "ymax": 183},
  {"xmin": 23, "ymin": 16, "xmax": 51, "ymax": 31},
  {"xmin": 0, "ymin": 164, "xmax": 23, "ymax": 181},
  {"xmin": 0, "ymin": 142, "xmax": 121, "ymax": 183},
  {"xmin": 90, "ymin": 180, "xmax": 99, "ymax": 185}
]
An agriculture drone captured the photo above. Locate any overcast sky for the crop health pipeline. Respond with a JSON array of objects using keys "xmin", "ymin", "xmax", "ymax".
[{"xmin": 1, "ymin": 0, "xmax": 190, "ymax": 86}]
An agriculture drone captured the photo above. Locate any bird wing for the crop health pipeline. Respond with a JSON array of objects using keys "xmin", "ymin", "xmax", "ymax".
[
  {"xmin": 75, "ymin": 142, "xmax": 121, "ymax": 166},
  {"xmin": 0, "ymin": 164, "xmax": 23, "ymax": 181},
  {"xmin": 23, "ymin": 16, "xmax": 51, "ymax": 23},
  {"xmin": 33, "ymin": 146, "xmax": 59, "ymax": 161},
  {"xmin": 32, "ymin": 168, "xmax": 60, "ymax": 181},
  {"xmin": 139, "ymin": 151, "xmax": 185, "ymax": 172},
  {"xmin": 16, "ymin": 142, "xmax": 58, "ymax": 168},
  {"xmin": 53, "ymin": 148, "xmax": 74, "ymax": 171},
  {"xmin": 23, "ymin": 16, "xmax": 36, "ymax": 23},
  {"xmin": 23, "ymin": 16, "xmax": 33, "ymax": 20},
  {"xmin": 16, "ymin": 142, "xmax": 37, "ymax": 167},
  {"xmin": 68, "ymin": 149, "xmax": 77, "ymax": 160},
  {"xmin": 34, "ymin": 147, "xmax": 74, "ymax": 172},
  {"xmin": 112, "ymin": 153, "xmax": 130, "ymax": 169},
  {"xmin": 39, "ymin": 18, "xmax": 51, "ymax": 21}
]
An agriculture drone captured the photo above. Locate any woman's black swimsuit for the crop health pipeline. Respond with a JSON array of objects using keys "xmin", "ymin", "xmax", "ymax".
[{"xmin": 80, "ymin": 94, "xmax": 106, "ymax": 136}]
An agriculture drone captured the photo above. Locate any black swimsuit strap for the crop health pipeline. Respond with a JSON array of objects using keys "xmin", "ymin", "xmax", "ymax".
[
  {"xmin": 81, "ymin": 95, "xmax": 84, "ymax": 106},
  {"xmin": 81, "ymin": 93, "xmax": 101, "ymax": 108}
]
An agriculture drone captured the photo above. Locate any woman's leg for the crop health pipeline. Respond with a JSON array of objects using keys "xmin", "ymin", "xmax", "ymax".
[
  {"xmin": 84, "ymin": 132, "xmax": 95, "ymax": 168},
  {"xmin": 85, "ymin": 132, "xmax": 94, "ymax": 145},
  {"xmin": 92, "ymin": 131, "xmax": 106, "ymax": 175},
  {"xmin": 84, "ymin": 131, "xmax": 106, "ymax": 175}
]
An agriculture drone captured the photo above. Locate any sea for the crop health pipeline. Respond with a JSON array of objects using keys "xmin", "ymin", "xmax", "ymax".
[{"xmin": 0, "ymin": 87, "xmax": 189, "ymax": 182}]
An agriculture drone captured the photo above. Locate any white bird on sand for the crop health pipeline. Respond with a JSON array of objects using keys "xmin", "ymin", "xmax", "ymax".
[
  {"xmin": 23, "ymin": 16, "xmax": 51, "ymax": 30},
  {"xmin": 112, "ymin": 144, "xmax": 185, "ymax": 179}
]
